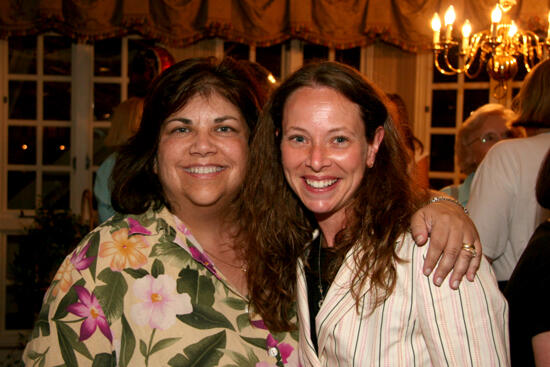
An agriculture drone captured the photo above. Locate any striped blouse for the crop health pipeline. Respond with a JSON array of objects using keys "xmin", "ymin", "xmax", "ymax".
[{"xmin": 296, "ymin": 233, "xmax": 510, "ymax": 366}]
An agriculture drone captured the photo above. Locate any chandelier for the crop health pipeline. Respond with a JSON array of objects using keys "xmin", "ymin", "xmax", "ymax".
[{"xmin": 431, "ymin": 0, "xmax": 549, "ymax": 97}]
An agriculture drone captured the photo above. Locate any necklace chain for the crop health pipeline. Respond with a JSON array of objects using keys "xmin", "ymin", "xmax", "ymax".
[
  {"xmin": 204, "ymin": 248, "xmax": 247, "ymax": 273},
  {"xmin": 317, "ymin": 243, "xmax": 324, "ymax": 308}
]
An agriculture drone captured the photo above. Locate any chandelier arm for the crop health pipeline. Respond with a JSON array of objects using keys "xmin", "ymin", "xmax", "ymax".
[
  {"xmin": 463, "ymin": 35, "xmax": 486, "ymax": 79},
  {"xmin": 434, "ymin": 52, "xmax": 459, "ymax": 75},
  {"xmin": 443, "ymin": 50, "xmax": 464, "ymax": 74}
]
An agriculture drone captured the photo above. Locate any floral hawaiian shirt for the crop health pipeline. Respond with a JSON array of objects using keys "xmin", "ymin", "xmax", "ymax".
[{"xmin": 23, "ymin": 206, "xmax": 299, "ymax": 366}]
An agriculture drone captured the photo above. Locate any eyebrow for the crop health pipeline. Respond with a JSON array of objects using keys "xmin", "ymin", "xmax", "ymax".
[{"xmin": 165, "ymin": 115, "xmax": 240, "ymax": 124}]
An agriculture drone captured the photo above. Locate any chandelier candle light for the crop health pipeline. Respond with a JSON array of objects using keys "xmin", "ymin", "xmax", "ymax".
[{"xmin": 431, "ymin": 0, "xmax": 550, "ymax": 97}]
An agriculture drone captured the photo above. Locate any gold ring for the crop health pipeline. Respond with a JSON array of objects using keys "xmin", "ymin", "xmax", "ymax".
[{"xmin": 461, "ymin": 243, "xmax": 477, "ymax": 258}]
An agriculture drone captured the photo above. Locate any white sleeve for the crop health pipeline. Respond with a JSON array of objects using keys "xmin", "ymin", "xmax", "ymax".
[
  {"xmin": 416, "ymin": 244, "xmax": 510, "ymax": 366},
  {"xmin": 466, "ymin": 143, "xmax": 518, "ymax": 260}
]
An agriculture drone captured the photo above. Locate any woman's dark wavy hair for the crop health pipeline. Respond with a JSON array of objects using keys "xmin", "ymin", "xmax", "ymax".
[
  {"xmin": 111, "ymin": 57, "xmax": 268, "ymax": 214},
  {"xmin": 242, "ymin": 61, "xmax": 429, "ymax": 331}
]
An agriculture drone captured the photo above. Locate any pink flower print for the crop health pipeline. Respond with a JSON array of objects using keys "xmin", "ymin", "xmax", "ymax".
[
  {"xmin": 127, "ymin": 217, "xmax": 151, "ymax": 236},
  {"xmin": 251, "ymin": 319, "xmax": 267, "ymax": 329},
  {"xmin": 70, "ymin": 240, "xmax": 95, "ymax": 271},
  {"xmin": 267, "ymin": 334, "xmax": 295, "ymax": 364},
  {"xmin": 67, "ymin": 286, "xmax": 112, "ymax": 342},
  {"xmin": 188, "ymin": 246, "xmax": 219, "ymax": 278},
  {"xmin": 131, "ymin": 274, "xmax": 192, "ymax": 330}
]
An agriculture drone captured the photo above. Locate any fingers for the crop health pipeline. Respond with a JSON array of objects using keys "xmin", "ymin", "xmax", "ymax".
[
  {"xmin": 465, "ymin": 237, "xmax": 482, "ymax": 281},
  {"xmin": 429, "ymin": 215, "xmax": 461, "ymax": 287},
  {"xmin": 410, "ymin": 210, "xmax": 430, "ymax": 246}
]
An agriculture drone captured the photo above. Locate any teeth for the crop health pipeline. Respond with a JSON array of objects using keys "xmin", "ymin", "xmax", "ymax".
[
  {"xmin": 305, "ymin": 178, "xmax": 337, "ymax": 188},
  {"xmin": 185, "ymin": 166, "xmax": 223, "ymax": 174}
]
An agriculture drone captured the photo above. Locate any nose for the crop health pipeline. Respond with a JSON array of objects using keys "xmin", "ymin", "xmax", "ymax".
[
  {"xmin": 306, "ymin": 143, "xmax": 331, "ymax": 171},
  {"xmin": 189, "ymin": 130, "xmax": 216, "ymax": 156}
]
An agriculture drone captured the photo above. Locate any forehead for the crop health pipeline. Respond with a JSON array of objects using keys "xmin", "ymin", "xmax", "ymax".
[
  {"xmin": 283, "ymin": 86, "xmax": 362, "ymax": 128},
  {"xmin": 477, "ymin": 114, "xmax": 509, "ymax": 131},
  {"xmin": 168, "ymin": 91, "xmax": 243, "ymax": 119}
]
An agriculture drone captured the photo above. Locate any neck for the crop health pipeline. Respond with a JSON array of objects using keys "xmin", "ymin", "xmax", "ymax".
[
  {"xmin": 172, "ymin": 204, "xmax": 237, "ymax": 253},
  {"xmin": 315, "ymin": 210, "xmax": 347, "ymax": 248}
]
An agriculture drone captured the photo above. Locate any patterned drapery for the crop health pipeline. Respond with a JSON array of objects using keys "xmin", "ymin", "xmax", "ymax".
[{"xmin": 1, "ymin": 0, "xmax": 548, "ymax": 52}]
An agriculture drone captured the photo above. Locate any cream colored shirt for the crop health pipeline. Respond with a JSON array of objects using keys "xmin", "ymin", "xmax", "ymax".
[{"xmin": 297, "ymin": 234, "xmax": 510, "ymax": 366}]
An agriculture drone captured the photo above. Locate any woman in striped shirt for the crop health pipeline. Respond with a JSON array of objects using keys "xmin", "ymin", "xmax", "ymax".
[{"xmin": 243, "ymin": 61, "xmax": 509, "ymax": 366}]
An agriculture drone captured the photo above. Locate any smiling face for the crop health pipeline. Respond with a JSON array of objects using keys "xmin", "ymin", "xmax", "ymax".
[
  {"xmin": 280, "ymin": 86, "xmax": 384, "ymax": 223},
  {"xmin": 155, "ymin": 92, "xmax": 249, "ymax": 216}
]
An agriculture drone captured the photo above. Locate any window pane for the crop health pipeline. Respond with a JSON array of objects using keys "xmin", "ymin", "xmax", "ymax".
[
  {"xmin": 430, "ymin": 178, "xmax": 454, "ymax": 191},
  {"xmin": 8, "ymin": 36, "xmax": 36, "ymax": 74},
  {"xmin": 42, "ymin": 172, "xmax": 70, "ymax": 209},
  {"xmin": 224, "ymin": 42, "xmax": 249, "ymax": 60},
  {"xmin": 94, "ymin": 83, "xmax": 121, "ymax": 121},
  {"xmin": 430, "ymin": 134, "xmax": 455, "ymax": 172},
  {"xmin": 44, "ymin": 82, "xmax": 71, "ymax": 120},
  {"xmin": 44, "ymin": 36, "xmax": 72, "ymax": 75},
  {"xmin": 8, "ymin": 126, "xmax": 36, "ymax": 165},
  {"xmin": 304, "ymin": 44, "xmax": 328, "ymax": 63},
  {"xmin": 256, "ymin": 44, "xmax": 282, "ymax": 79},
  {"xmin": 5, "ymin": 235, "xmax": 35, "ymax": 330},
  {"xmin": 335, "ymin": 47, "xmax": 360, "ymax": 70},
  {"xmin": 8, "ymin": 171, "xmax": 36, "ymax": 209},
  {"xmin": 9, "ymin": 81, "xmax": 37, "ymax": 120},
  {"xmin": 433, "ymin": 48, "xmax": 458, "ymax": 83},
  {"xmin": 94, "ymin": 38, "xmax": 121, "ymax": 76},
  {"xmin": 463, "ymin": 89, "xmax": 489, "ymax": 119},
  {"xmin": 431, "ymin": 90, "xmax": 457, "ymax": 127},
  {"xmin": 128, "ymin": 39, "xmax": 158, "ymax": 98},
  {"xmin": 94, "ymin": 127, "xmax": 112, "ymax": 166},
  {"xmin": 43, "ymin": 127, "xmax": 71, "ymax": 166}
]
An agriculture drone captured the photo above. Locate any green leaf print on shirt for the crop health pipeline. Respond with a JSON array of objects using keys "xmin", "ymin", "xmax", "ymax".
[
  {"xmin": 177, "ymin": 267, "xmax": 215, "ymax": 306},
  {"xmin": 119, "ymin": 314, "xmax": 136, "ymax": 367},
  {"xmin": 91, "ymin": 352, "xmax": 116, "ymax": 367},
  {"xmin": 177, "ymin": 303, "xmax": 235, "ymax": 330},
  {"xmin": 167, "ymin": 330, "xmax": 226, "ymax": 367},
  {"xmin": 222, "ymin": 347, "xmax": 261, "ymax": 367},
  {"xmin": 86, "ymin": 232, "xmax": 100, "ymax": 281},
  {"xmin": 176, "ymin": 267, "xmax": 234, "ymax": 330},
  {"xmin": 151, "ymin": 258, "xmax": 165, "ymax": 277},
  {"xmin": 95, "ymin": 268, "xmax": 128, "ymax": 323},
  {"xmin": 53, "ymin": 278, "xmax": 85, "ymax": 321},
  {"xmin": 150, "ymin": 241, "xmax": 193, "ymax": 269},
  {"xmin": 56, "ymin": 320, "xmax": 93, "ymax": 365}
]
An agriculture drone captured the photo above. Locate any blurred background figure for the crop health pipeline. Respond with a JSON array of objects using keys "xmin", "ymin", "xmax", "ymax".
[
  {"xmin": 505, "ymin": 148, "xmax": 550, "ymax": 367},
  {"xmin": 467, "ymin": 59, "xmax": 550, "ymax": 291},
  {"xmin": 387, "ymin": 93, "xmax": 430, "ymax": 188},
  {"xmin": 442, "ymin": 103, "xmax": 523, "ymax": 206},
  {"xmin": 94, "ymin": 46, "xmax": 174, "ymax": 222},
  {"xmin": 94, "ymin": 97, "xmax": 144, "ymax": 222}
]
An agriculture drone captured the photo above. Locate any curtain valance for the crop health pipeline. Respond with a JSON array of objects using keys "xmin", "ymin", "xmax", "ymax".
[{"xmin": 1, "ymin": 0, "xmax": 547, "ymax": 52}]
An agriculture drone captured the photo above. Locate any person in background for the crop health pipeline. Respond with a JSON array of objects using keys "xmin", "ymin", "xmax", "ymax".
[
  {"xmin": 442, "ymin": 103, "xmax": 523, "ymax": 206},
  {"xmin": 242, "ymin": 61, "xmax": 505, "ymax": 366},
  {"xmin": 94, "ymin": 97, "xmax": 144, "ymax": 222},
  {"xmin": 467, "ymin": 59, "xmax": 550, "ymax": 291},
  {"xmin": 387, "ymin": 93, "xmax": 430, "ymax": 188},
  {"xmin": 505, "ymin": 148, "xmax": 550, "ymax": 367}
]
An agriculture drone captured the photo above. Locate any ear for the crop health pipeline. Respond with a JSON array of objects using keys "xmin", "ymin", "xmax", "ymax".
[{"xmin": 366, "ymin": 126, "xmax": 385, "ymax": 168}]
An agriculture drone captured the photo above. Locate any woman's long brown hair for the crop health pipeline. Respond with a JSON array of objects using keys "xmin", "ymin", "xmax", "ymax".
[{"xmin": 240, "ymin": 61, "xmax": 429, "ymax": 331}]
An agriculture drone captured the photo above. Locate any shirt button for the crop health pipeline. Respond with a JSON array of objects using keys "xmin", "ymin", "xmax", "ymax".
[
  {"xmin": 268, "ymin": 347, "xmax": 278, "ymax": 357},
  {"xmin": 244, "ymin": 304, "xmax": 249, "ymax": 313}
]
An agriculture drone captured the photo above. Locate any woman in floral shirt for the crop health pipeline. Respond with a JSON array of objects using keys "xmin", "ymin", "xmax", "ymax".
[
  {"xmin": 23, "ymin": 57, "xmax": 480, "ymax": 366},
  {"xmin": 23, "ymin": 57, "xmax": 298, "ymax": 366}
]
